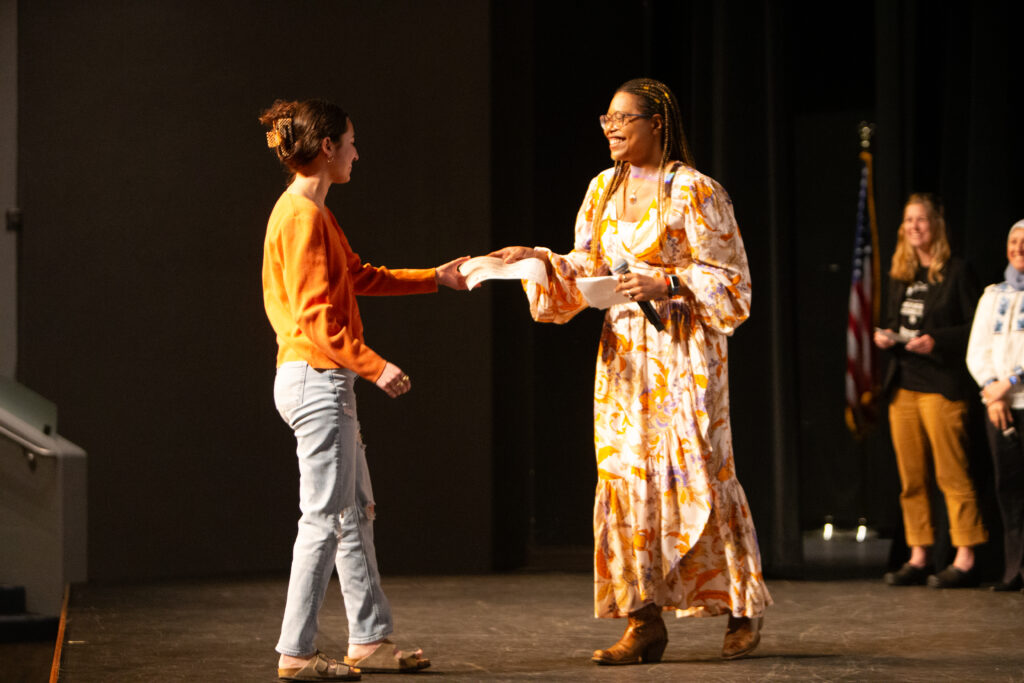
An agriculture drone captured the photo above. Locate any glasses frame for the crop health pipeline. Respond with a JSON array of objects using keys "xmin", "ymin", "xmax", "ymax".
[{"xmin": 599, "ymin": 112, "xmax": 652, "ymax": 130}]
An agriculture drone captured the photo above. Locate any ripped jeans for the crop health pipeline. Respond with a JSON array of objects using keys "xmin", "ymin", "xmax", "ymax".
[{"xmin": 274, "ymin": 362, "xmax": 393, "ymax": 656}]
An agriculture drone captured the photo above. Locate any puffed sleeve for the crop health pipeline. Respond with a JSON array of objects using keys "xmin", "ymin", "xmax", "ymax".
[
  {"xmin": 526, "ymin": 173, "xmax": 610, "ymax": 323},
  {"xmin": 663, "ymin": 174, "xmax": 752, "ymax": 335},
  {"xmin": 966, "ymin": 286, "xmax": 998, "ymax": 387}
]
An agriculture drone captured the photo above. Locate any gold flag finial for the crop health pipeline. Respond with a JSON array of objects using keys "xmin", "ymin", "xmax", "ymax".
[{"xmin": 858, "ymin": 121, "xmax": 875, "ymax": 150}]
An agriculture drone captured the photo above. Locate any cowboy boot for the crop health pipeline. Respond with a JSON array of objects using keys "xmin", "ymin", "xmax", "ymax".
[{"xmin": 592, "ymin": 603, "xmax": 668, "ymax": 665}]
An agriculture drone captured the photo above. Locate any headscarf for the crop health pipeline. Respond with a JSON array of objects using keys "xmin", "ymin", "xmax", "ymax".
[{"xmin": 1005, "ymin": 219, "xmax": 1024, "ymax": 290}]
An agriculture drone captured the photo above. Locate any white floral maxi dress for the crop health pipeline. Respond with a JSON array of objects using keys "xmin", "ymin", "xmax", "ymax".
[{"xmin": 525, "ymin": 166, "xmax": 772, "ymax": 619}]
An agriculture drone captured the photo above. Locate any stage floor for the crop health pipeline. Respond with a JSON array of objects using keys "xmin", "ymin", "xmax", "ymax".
[{"xmin": 50, "ymin": 572, "xmax": 1024, "ymax": 681}]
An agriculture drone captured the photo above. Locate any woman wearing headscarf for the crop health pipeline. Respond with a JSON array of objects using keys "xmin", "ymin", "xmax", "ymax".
[
  {"xmin": 966, "ymin": 219, "xmax": 1024, "ymax": 591},
  {"xmin": 874, "ymin": 193, "xmax": 986, "ymax": 589}
]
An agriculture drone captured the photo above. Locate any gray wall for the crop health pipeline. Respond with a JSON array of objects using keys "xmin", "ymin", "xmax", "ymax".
[{"xmin": 17, "ymin": 1, "xmax": 493, "ymax": 580}]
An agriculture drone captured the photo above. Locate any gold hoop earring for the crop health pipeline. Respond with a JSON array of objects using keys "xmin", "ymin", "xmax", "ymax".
[{"xmin": 327, "ymin": 156, "xmax": 334, "ymax": 164}]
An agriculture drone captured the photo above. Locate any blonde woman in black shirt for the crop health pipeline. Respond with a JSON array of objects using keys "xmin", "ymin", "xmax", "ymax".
[{"xmin": 873, "ymin": 193, "xmax": 986, "ymax": 588}]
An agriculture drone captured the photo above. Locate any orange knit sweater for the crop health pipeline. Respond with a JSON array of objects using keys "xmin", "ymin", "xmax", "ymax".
[{"xmin": 262, "ymin": 192, "xmax": 437, "ymax": 381}]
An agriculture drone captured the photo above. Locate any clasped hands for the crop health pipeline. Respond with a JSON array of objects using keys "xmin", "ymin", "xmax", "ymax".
[
  {"xmin": 872, "ymin": 329, "xmax": 935, "ymax": 355},
  {"xmin": 981, "ymin": 377, "xmax": 1012, "ymax": 406}
]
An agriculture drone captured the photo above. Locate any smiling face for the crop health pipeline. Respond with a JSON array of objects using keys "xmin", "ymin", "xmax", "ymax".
[
  {"xmin": 603, "ymin": 92, "xmax": 661, "ymax": 167},
  {"xmin": 326, "ymin": 119, "xmax": 359, "ymax": 184},
  {"xmin": 902, "ymin": 202, "xmax": 933, "ymax": 254},
  {"xmin": 1009, "ymin": 228, "xmax": 1024, "ymax": 273}
]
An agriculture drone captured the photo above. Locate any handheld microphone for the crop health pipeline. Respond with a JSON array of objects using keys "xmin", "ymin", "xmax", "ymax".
[{"xmin": 612, "ymin": 259, "xmax": 665, "ymax": 332}]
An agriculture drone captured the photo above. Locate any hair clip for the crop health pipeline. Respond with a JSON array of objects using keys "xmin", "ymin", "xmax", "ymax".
[{"xmin": 266, "ymin": 117, "xmax": 293, "ymax": 148}]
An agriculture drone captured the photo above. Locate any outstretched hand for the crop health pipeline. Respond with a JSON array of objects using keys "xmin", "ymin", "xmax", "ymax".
[
  {"xmin": 436, "ymin": 256, "xmax": 471, "ymax": 290},
  {"xmin": 375, "ymin": 362, "xmax": 411, "ymax": 398},
  {"xmin": 488, "ymin": 246, "xmax": 546, "ymax": 264}
]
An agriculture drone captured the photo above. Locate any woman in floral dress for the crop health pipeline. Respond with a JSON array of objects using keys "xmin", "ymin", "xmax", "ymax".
[{"xmin": 492, "ymin": 78, "xmax": 771, "ymax": 664}]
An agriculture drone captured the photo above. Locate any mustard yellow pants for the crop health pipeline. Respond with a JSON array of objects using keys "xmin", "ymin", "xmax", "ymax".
[{"xmin": 889, "ymin": 388, "xmax": 988, "ymax": 548}]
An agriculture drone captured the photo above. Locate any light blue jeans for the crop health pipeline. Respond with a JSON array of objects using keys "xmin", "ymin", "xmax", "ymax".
[{"xmin": 274, "ymin": 362, "xmax": 393, "ymax": 656}]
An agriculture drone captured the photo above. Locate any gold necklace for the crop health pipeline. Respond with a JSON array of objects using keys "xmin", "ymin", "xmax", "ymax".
[
  {"xmin": 625, "ymin": 178, "xmax": 643, "ymax": 204},
  {"xmin": 626, "ymin": 172, "xmax": 659, "ymax": 204}
]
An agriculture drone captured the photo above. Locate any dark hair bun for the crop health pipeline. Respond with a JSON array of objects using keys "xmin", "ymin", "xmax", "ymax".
[{"xmin": 259, "ymin": 98, "xmax": 349, "ymax": 173}]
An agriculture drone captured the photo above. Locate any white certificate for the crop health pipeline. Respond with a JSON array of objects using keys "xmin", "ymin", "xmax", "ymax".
[
  {"xmin": 576, "ymin": 276, "xmax": 630, "ymax": 309},
  {"xmin": 458, "ymin": 256, "xmax": 549, "ymax": 289}
]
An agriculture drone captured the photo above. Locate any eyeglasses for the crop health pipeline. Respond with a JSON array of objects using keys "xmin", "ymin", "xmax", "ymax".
[{"xmin": 599, "ymin": 112, "xmax": 651, "ymax": 130}]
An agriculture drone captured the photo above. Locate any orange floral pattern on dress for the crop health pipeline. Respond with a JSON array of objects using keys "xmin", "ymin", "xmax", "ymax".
[{"xmin": 525, "ymin": 166, "xmax": 772, "ymax": 619}]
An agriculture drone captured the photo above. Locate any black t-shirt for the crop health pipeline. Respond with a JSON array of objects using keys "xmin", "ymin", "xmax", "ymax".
[{"xmin": 898, "ymin": 266, "xmax": 937, "ymax": 392}]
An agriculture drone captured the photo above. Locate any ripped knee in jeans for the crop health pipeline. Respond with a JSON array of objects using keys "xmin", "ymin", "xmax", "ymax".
[{"xmin": 337, "ymin": 503, "xmax": 377, "ymax": 530}]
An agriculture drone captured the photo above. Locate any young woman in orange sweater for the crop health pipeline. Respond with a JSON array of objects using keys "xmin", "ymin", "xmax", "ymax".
[{"xmin": 259, "ymin": 98, "xmax": 467, "ymax": 681}]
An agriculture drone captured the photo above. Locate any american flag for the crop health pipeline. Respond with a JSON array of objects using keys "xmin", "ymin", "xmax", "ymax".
[{"xmin": 845, "ymin": 149, "xmax": 880, "ymax": 436}]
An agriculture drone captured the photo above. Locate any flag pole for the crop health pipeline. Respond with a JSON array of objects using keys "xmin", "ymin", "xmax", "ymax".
[
  {"xmin": 859, "ymin": 121, "xmax": 880, "ymax": 344},
  {"xmin": 856, "ymin": 120, "xmax": 878, "ymax": 542}
]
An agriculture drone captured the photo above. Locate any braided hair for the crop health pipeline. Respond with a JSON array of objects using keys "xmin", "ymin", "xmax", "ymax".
[
  {"xmin": 589, "ymin": 78, "xmax": 695, "ymax": 273},
  {"xmin": 259, "ymin": 98, "xmax": 349, "ymax": 177}
]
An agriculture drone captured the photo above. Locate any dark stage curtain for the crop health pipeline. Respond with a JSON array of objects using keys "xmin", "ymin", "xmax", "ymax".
[
  {"xmin": 873, "ymin": 0, "xmax": 1024, "ymax": 576},
  {"xmin": 492, "ymin": 0, "xmax": 1023, "ymax": 576},
  {"xmin": 491, "ymin": 0, "xmax": 802, "ymax": 572}
]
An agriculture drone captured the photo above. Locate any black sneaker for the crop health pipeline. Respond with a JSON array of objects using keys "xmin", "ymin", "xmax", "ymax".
[
  {"xmin": 927, "ymin": 565, "xmax": 979, "ymax": 589},
  {"xmin": 884, "ymin": 562, "xmax": 929, "ymax": 586}
]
